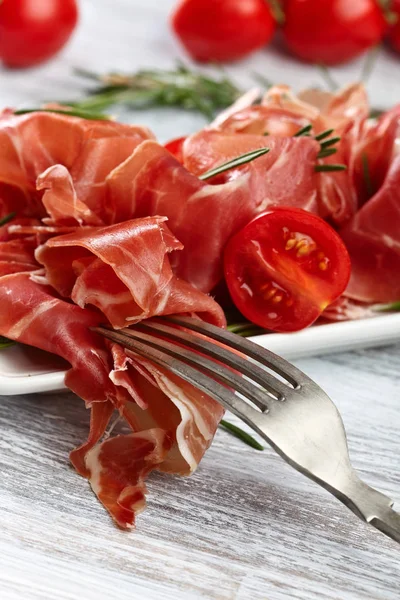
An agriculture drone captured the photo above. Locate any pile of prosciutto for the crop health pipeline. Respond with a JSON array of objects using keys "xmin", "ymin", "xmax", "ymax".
[{"xmin": 1, "ymin": 81, "xmax": 399, "ymax": 528}]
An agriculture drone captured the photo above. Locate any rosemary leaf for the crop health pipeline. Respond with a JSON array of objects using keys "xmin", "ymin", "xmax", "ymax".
[
  {"xmin": 317, "ymin": 148, "xmax": 338, "ymax": 159},
  {"xmin": 320, "ymin": 136, "xmax": 341, "ymax": 149},
  {"xmin": 315, "ymin": 129, "xmax": 334, "ymax": 141},
  {"xmin": 372, "ymin": 301, "xmax": 400, "ymax": 313},
  {"xmin": 0, "ymin": 212, "xmax": 16, "ymax": 227},
  {"xmin": 199, "ymin": 147, "xmax": 270, "ymax": 180},
  {"xmin": 219, "ymin": 419, "xmax": 264, "ymax": 451},
  {"xmin": 0, "ymin": 336, "xmax": 15, "ymax": 349},
  {"xmin": 227, "ymin": 322, "xmax": 264, "ymax": 337},
  {"xmin": 361, "ymin": 152, "xmax": 374, "ymax": 197},
  {"xmin": 14, "ymin": 108, "xmax": 111, "ymax": 121},
  {"xmin": 294, "ymin": 124, "xmax": 312, "ymax": 137},
  {"xmin": 315, "ymin": 164, "xmax": 347, "ymax": 172}
]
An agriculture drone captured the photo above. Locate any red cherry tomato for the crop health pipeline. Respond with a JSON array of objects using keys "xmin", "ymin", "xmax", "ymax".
[
  {"xmin": 282, "ymin": 0, "xmax": 387, "ymax": 65},
  {"xmin": 0, "ymin": 0, "xmax": 78, "ymax": 68},
  {"xmin": 171, "ymin": 0, "xmax": 276, "ymax": 63},
  {"xmin": 223, "ymin": 208, "xmax": 351, "ymax": 332},
  {"xmin": 388, "ymin": 0, "xmax": 400, "ymax": 53},
  {"xmin": 164, "ymin": 136, "xmax": 187, "ymax": 163}
]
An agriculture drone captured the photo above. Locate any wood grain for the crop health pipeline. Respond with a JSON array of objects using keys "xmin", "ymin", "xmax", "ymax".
[{"xmin": 1, "ymin": 1, "xmax": 400, "ymax": 598}]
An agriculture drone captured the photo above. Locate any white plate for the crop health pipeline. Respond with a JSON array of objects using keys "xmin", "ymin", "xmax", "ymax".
[{"xmin": 1, "ymin": 313, "xmax": 400, "ymax": 396}]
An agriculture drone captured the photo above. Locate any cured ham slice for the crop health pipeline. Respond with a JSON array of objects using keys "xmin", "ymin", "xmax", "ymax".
[
  {"xmin": 211, "ymin": 83, "xmax": 369, "ymax": 225},
  {"xmin": 36, "ymin": 216, "xmax": 225, "ymax": 327},
  {"xmin": 351, "ymin": 104, "xmax": 400, "ymax": 205},
  {"xmin": 107, "ymin": 140, "xmax": 264, "ymax": 292},
  {"xmin": 340, "ymin": 153, "xmax": 400, "ymax": 303},
  {"xmin": 181, "ymin": 130, "xmax": 320, "ymax": 214},
  {"xmin": 0, "ymin": 269, "xmax": 224, "ymax": 527},
  {"xmin": 0, "ymin": 111, "xmax": 153, "ymax": 220}
]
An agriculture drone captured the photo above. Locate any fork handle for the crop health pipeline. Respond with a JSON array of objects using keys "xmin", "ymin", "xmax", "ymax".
[
  {"xmin": 370, "ymin": 509, "xmax": 400, "ymax": 544},
  {"xmin": 343, "ymin": 477, "xmax": 400, "ymax": 543}
]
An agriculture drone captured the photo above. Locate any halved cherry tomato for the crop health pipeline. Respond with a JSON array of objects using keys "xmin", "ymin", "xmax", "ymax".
[
  {"xmin": 164, "ymin": 136, "xmax": 187, "ymax": 163},
  {"xmin": 282, "ymin": 0, "xmax": 387, "ymax": 65},
  {"xmin": 171, "ymin": 0, "xmax": 276, "ymax": 63},
  {"xmin": 0, "ymin": 0, "xmax": 78, "ymax": 68},
  {"xmin": 224, "ymin": 208, "xmax": 351, "ymax": 332}
]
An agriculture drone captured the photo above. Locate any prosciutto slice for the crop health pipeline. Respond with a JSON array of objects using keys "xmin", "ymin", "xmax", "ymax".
[
  {"xmin": 0, "ymin": 265, "xmax": 224, "ymax": 527},
  {"xmin": 0, "ymin": 111, "xmax": 153, "ymax": 220},
  {"xmin": 340, "ymin": 153, "xmax": 400, "ymax": 303},
  {"xmin": 36, "ymin": 216, "xmax": 225, "ymax": 327}
]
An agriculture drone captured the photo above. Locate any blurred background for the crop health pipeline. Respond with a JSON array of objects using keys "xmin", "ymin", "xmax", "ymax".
[{"xmin": 0, "ymin": 0, "xmax": 399, "ymax": 142}]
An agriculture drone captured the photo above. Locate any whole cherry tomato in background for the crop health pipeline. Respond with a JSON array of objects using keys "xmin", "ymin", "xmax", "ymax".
[
  {"xmin": 0, "ymin": 0, "xmax": 78, "ymax": 68},
  {"xmin": 388, "ymin": 0, "xmax": 400, "ymax": 53},
  {"xmin": 172, "ymin": 0, "xmax": 276, "ymax": 63},
  {"xmin": 282, "ymin": 0, "xmax": 387, "ymax": 65},
  {"xmin": 223, "ymin": 208, "xmax": 351, "ymax": 332}
]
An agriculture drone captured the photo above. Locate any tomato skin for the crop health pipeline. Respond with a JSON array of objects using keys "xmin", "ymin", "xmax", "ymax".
[
  {"xmin": 282, "ymin": 0, "xmax": 386, "ymax": 65},
  {"xmin": 164, "ymin": 136, "xmax": 187, "ymax": 163},
  {"xmin": 223, "ymin": 208, "xmax": 351, "ymax": 332},
  {"xmin": 171, "ymin": 0, "xmax": 276, "ymax": 63},
  {"xmin": 0, "ymin": 0, "xmax": 78, "ymax": 68},
  {"xmin": 388, "ymin": 0, "xmax": 400, "ymax": 53}
]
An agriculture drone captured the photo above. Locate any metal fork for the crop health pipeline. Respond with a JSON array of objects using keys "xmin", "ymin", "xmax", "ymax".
[{"xmin": 93, "ymin": 316, "xmax": 400, "ymax": 544}]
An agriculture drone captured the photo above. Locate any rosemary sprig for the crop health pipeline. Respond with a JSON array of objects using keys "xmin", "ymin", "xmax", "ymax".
[
  {"xmin": 69, "ymin": 65, "xmax": 243, "ymax": 118},
  {"xmin": 0, "ymin": 336, "xmax": 15, "ymax": 349},
  {"xmin": 361, "ymin": 152, "xmax": 374, "ymax": 197},
  {"xmin": 14, "ymin": 108, "xmax": 111, "ymax": 121},
  {"xmin": 0, "ymin": 212, "xmax": 16, "ymax": 227},
  {"xmin": 199, "ymin": 147, "xmax": 270, "ymax": 180},
  {"xmin": 227, "ymin": 322, "xmax": 264, "ymax": 337},
  {"xmin": 372, "ymin": 301, "xmax": 400, "ymax": 312},
  {"xmin": 317, "ymin": 148, "xmax": 338, "ymax": 159},
  {"xmin": 315, "ymin": 164, "xmax": 347, "ymax": 172},
  {"xmin": 219, "ymin": 419, "xmax": 264, "ymax": 451},
  {"xmin": 315, "ymin": 129, "xmax": 334, "ymax": 141},
  {"xmin": 320, "ymin": 136, "xmax": 341, "ymax": 149},
  {"xmin": 317, "ymin": 63, "xmax": 339, "ymax": 91},
  {"xmin": 294, "ymin": 124, "xmax": 313, "ymax": 137},
  {"xmin": 361, "ymin": 45, "xmax": 381, "ymax": 83}
]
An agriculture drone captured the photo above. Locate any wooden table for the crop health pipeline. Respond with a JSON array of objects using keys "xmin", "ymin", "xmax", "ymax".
[{"xmin": 1, "ymin": 1, "xmax": 399, "ymax": 599}]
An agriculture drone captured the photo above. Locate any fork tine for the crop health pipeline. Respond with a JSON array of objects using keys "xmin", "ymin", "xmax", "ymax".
[
  {"xmin": 136, "ymin": 320, "xmax": 289, "ymax": 400},
  {"xmin": 91, "ymin": 326, "xmax": 262, "ymax": 427},
  {"xmin": 114, "ymin": 326, "xmax": 271, "ymax": 411},
  {"xmin": 163, "ymin": 316, "xmax": 308, "ymax": 388}
]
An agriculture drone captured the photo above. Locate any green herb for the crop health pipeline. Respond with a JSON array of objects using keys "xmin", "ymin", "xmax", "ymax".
[
  {"xmin": 315, "ymin": 129, "xmax": 334, "ymax": 141},
  {"xmin": 0, "ymin": 212, "xmax": 16, "ymax": 227},
  {"xmin": 372, "ymin": 301, "xmax": 400, "ymax": 313},
  {"xmin": 320, "ymin": 136, "xmax": 341, "ymax": 149},
  {"xmin": 199, "ymin": 147, "xmax": 270, "ymax": 180},
  {"xmin": 227, "ymin": 322, "xmax": 264, "ymax": 337},
  {"xmin": 361, "ymin": 45, "xmax": 381, "ymax": 83},
  {"xmin": 317, "ymin": 63, "xmax": 339, "ymax": 91},
  {"xmin": 14, "ymin": 108, "xmax": 111, "ymax": 121},
  {"xmin": 219, "ymin": 419, "xmax": 264, "ymax": 451},
  {"xmin": 294, "ymin": 124, "xmax": 313, "ymax": 137},
  {"xmin": 361, "ymin": 152, "xmax": 374, "ymax": 197},
  {"xmin": 251, "ymin": 71, "xmax": 273, "ymax": 90},
  {"xmin": 69, "ymin": 65, "xmax": 242, "ymax": 119},
  {"xmin": 317, "ymin": 148, "xmax": 338, "ymax": 159},
  {"xmin": 315, "ymin": 164, "xmax": 347, "ymax": 172},
  {"xmin": 0, "ymin": 336, "xmax": 15, "ymax": 349}
]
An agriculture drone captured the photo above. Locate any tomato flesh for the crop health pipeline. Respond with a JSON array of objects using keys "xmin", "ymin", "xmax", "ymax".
[
  {"xmin": 224, "ymin": 208, "xmax": 351, "ymax": 332},
  {"xmin": 171, "ymin": 0, "xmax": 276, "ymax": 63},
  {"xmin": 0, "ymin": 0, "xmax": 78, "ymax": 68},
  {"xmin": 282, "ymin": 0, "xmax": 386, "ymax": 65}
]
